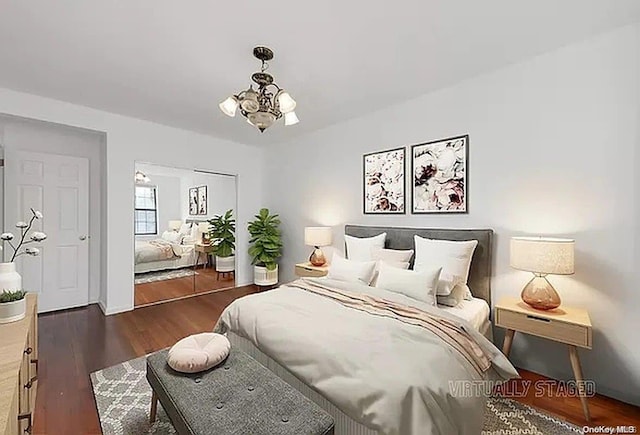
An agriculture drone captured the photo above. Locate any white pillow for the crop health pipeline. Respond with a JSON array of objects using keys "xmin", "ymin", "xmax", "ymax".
[
  {"xmin": 437, "ymin": 283, "xmax": 472, "ymax": 307},
  {"xmin": 327, "ymin": 255, "xmax": 377, "ymax": 285},
  {"xmin": 370, "ymin": 247, "xmax": 414, "ymax": 264},
  {"xmin": 370, "ymin": 260, "xmax": 410, "ymax": 286},
  {"xmin": 375, "ymin": 262, "xmax": 442, "ymax": 305},
  {"xmin": 344, "ymin": 233, "xmax": 386, "ymax": 261},
  {"xmin": 413, "ymin": 236, "xmax": 478, "ymax": 294},
  {"xmin": 178, "ymin": 222, "xmax": 191, "ymax": 236},
  {"xmin": 162, "ymin": 230, "xmax": 182, "ymax": 244}
]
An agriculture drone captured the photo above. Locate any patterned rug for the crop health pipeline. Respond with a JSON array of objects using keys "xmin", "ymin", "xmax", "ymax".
[
  {"xmin": 91, "ymin": 356, "xmax": 582, "ymax": 435},
  {"xmin": 134, "ymin": 269, "xmax": 196, "ymax": 285}
]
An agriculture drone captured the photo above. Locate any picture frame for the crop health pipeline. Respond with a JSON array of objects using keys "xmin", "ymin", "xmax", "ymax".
[
  {"xmin": 411, "ymin": 134, "xmax": 468, "ymax": 214},
  {"xmin": 363, "ymin": 147, "xmax": 406, "ymax": 214},
  {"xmin": 188, "ymin": 187, "xmax": 198, "ymax": 215},
  {"xmin": 197, "ymin": 185, "xmax": 208, "ymax": 215}
]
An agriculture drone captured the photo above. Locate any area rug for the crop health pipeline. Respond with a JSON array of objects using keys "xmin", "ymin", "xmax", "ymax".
[
  {"xmin": 134, "ymin": 269, "xmax": 196, "ymax": 285},
  {"xmin": 91, "ymin": 356, "xmax": 582, "ymax": 435}
]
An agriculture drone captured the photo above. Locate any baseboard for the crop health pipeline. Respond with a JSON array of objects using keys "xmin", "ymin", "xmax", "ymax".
[{"xmin": 97, "ymin": 301, "xmax": 133, "ymax": 316}]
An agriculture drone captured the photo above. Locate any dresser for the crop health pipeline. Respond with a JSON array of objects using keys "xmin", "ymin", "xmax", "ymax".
[{"xmin": 0, "ymin": 294, "xmax": 38, "ymax": 435}]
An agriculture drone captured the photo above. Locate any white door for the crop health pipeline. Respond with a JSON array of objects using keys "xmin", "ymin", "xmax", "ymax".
[{"xmin": 5, "ymin": 150, "xmax": 89, "ymax": 312}]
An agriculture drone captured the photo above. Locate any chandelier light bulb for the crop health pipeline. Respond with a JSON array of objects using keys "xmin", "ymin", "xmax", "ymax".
[
  {"xmin": 219, "ymin": 96, "xmax": 238, "ymax": 117},
  {"xmin": 284, "ymin": 111, "xmax": 299, "ymax": 126},
  {"xmin": 277, "ymin": 91, "xmax": 296, "ymax": 113}
]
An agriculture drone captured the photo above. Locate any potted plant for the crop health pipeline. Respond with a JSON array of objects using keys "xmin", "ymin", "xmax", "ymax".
[
  {"xmin": 208, "ymin": 209, "xmax": 236, "ymax": 273},
  {"xmin": 247, "ymin": 208, "xmax": 283, "ymax": 286},
  {"xmin": 0, "ymin": 208, "xmax": 46, "ymax": 323}
]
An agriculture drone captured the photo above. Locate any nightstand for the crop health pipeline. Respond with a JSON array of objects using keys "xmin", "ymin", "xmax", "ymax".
[
  {"xmin": 194, "ymin": 243, "xmax": 215, "ymax": 269},
  {"xmin": 495, "ymin": 296, "xmax": 593, "ymax": 422},
  {"xmin": 294, "ymin": 262, "xmax": 329, "ymax": 278}
]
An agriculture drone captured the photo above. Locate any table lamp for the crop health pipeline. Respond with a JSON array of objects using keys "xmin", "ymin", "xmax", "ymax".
[
  {"xmin": 168, "ymin": 220, "xmax": 182, "ymax": 232},
  {"xmin": 510, "ymin": 236, "xmax": 575, "ymax": 310},
  {"xmin": 304, "ymin": 227, "xmax": 332, "ymax": 266}
]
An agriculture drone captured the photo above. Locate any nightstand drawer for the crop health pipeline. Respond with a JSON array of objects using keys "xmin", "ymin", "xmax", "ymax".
[
  {"xmin": 294, "ymin": 264, "xmax": 328, "ymax": 278},
  {"xmin": 496, "ymin": 309, "xmax": 591, "ymax": 348}
]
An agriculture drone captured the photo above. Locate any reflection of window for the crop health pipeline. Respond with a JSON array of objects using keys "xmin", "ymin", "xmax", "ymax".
[{"xmin": 134, "ymin": 185, "xmax": 158, "ymax": 235}]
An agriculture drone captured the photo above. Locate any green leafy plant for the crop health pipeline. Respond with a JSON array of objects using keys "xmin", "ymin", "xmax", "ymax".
[
  {"xmin": 208, "ymin": 209, "xmax": 236, "ymax": 258},
  {"xmin": 247, "ymin": 208, "xmax": 283, "ymax": 271},
  {"xmin": 0, "ymin": 289, "xmax": 26, "ymax": 303}
]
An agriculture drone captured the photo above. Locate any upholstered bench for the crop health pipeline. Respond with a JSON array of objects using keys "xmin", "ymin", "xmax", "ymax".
[{"xmin": 146, "ymin": 348, "xmax": 335, "ymax": 435}]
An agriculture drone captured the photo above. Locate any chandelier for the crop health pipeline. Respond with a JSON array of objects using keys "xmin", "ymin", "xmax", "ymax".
[{"xmin": 219, "ymin": 46, "xmax": 298, "ymax": 132}]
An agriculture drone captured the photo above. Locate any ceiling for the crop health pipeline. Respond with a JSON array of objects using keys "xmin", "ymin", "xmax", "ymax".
[{"xmin": 1, "ymin": 1, "xmax": 639, "ymax": 146}]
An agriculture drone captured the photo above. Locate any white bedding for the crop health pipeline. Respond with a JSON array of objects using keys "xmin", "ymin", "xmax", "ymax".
[{"xmin": 438, "ymin": 297, "xmax": 490, "ymax": 332}]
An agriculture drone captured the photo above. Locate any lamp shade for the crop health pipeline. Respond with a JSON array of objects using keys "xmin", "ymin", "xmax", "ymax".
[
  {"xmin": 510, "ymin": 237, "xmax": 575, "ymax": 275},
  {"xmin": 284, "ymin": 111, "xmax": 299, "ymax": 126},
  {"xmin": 219, "ymin": 96, "xmax": 239, "ymax": 117},
  {"xmin": 304, "ymin": 227, "xmax": 332, "ymax": 247},
  {"xmin": 168, "ymin": 220, "xmax": 182, "ymax": 231},
  {"xmin": 198, "ymin": 222, "xmax": 212, "ymax": 234},
  {"xmin": 277, "ymin": 91, "xmax": 296, "ymax": 113}
]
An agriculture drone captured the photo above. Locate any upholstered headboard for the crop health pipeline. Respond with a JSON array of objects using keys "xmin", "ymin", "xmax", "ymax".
[{"xmin": 344, "ymin": 225, "xmax": 493, "ymax": 305}]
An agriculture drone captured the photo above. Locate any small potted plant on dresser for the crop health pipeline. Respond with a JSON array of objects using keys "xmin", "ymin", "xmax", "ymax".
[
  {"xmin": 248, "ymin": 208, "xmax": 283, "ymax": 286},
  {"xmin": 0, "ymin": 208, "xmax": 46, "ymax": 323},
  {"xmin": 209, "ymin": 209, "xmax": 236, "ymax": 273}
]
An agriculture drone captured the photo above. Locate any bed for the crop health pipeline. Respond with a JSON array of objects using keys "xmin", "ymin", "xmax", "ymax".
[
  {"xmin": 134, "ymin": 220, "xmax": 207, "ymax": 274},
  {"xmin": 216, "ymin": 225, "xmax": 517, "ymax": 435}
]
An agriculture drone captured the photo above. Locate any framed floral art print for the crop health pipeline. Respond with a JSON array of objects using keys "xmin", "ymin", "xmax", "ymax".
[
  {"xmin": 363, "ymin": 147, "xmax": 406, "ymax": 214},
  {"xmin": 411, "ymin": 135, "xmax": 468, "ymax": 214}
]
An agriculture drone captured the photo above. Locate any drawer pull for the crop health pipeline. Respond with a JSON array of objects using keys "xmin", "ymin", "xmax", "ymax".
[
  {"xmin": 526, "ymin": 315, "xmax": 551, "ymax": 322},
  {"xmin": 24, "ymin": 375, "xmax": 37, "ymax": 389},
  {"xmin": 24, "ymin": 347, "xmax": 33, "ymax": 355},
  {"xmin": 18, "ymin": 412, "xmax": 32, "ymax": 434}
]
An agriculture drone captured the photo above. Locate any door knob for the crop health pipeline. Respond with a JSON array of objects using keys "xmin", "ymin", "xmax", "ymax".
[{"xmin": 79, "ymin": 235, "xmax": 87, "ymax": 241}]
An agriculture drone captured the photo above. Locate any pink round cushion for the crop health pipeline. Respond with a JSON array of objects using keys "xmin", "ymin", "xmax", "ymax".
[{"xmin": 167, "ymin": 333, "xmax": 230, "ymax": 373}]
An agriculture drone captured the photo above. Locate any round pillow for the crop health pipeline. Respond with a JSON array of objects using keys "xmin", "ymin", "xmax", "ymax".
[{"xmin": 167, "ymin": 332, "xmax": 230, "ymax": 373}]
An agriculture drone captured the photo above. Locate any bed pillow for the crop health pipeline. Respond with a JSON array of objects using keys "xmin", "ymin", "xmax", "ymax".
[
  {"xmin": 369, "ymin": 260, "xmax": 410, "ymax": 287},
  {"xmin": 327, "ymin": 255, "xmax": 377, "ymax": 285},
  {"xmin": 437, "ymin": 283, "xmax": 472, "ymax": 307},
  {"xmin": 178, "ymin": 222, "xmax": 191, "ymax": 236},
  {"xmin": 370, "ymin": 247, "xmax": 414, "ymax": 264},
  {"xmin": 413, "ymin": 236, "xmax": 478, "ymax": 294},
  {"xmin": 344, "ymin": 233, "xmax": 386, "ymax": 261},
  {"xmin": 162, "ymin": 230, "xmax": 183, "ymax": 244},
  {"xmin": 375, "ymin": 262, "xmax": 442, "ymax": 305}
]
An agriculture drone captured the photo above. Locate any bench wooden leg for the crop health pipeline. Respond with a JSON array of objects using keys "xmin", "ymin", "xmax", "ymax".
[
  {"xmin": 502, "ymin": 329, "xmax": 515, "ymax": 357},
  {"xmin": 150, "ymin": 390, "xmax": 158, "ymax": 423}
]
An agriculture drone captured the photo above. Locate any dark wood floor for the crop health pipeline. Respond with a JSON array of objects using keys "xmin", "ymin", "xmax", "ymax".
[
  {"xmin": 33, "ymin": 285, "xmax": 640, "ymax": 434},
  {"xmin": 134, "ymin": 267, "xmax": 235, "ymax": 307}
]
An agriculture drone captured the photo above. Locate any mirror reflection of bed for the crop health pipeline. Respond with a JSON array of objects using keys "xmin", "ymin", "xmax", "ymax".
[{"xmin": 133, "ymin": 162, "xmax": 237, "ymax": 307}]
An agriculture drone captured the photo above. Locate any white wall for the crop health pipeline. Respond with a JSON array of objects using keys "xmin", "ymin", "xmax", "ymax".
[
  {"xmin": 0, "ymin": 89, "xmax": 265, "ymax": 314},
  {"xmin": 0, "ymin": 115, "xmax": 104, "ymax": 304},
  {"xmin": 266, "ymin": 24, "xmax": 640, "ymax": 405}
]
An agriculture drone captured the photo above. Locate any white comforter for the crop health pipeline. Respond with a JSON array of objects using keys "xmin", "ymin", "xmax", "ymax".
[
  {"xmin": 134, "ymin": 239, "xmax": 193, "ymax": 264},
  {"xmin": 215, "ymin": 278, "xmax": 518, "ymax": 435}
]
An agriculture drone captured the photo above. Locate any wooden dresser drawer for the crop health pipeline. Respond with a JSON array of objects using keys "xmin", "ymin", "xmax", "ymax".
[
  {"xmin": 496, "ymin": 308, "xmax": 592, "ymax": 348},
  {"xmin": 294, "ymin": 263, "xmax": 328, "ymax": 278}
]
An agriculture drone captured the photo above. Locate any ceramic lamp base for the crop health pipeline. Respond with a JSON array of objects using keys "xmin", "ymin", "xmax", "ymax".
[
  {"xmin": 521, "ymin": 275, "xmax": 561, "ymax": 310},
  {"xmin": 309, "ymin": 247, "xmax": 327, "ymax": 266}
]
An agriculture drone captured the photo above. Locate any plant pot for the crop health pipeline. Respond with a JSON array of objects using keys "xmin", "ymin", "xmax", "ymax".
[
  {"xmin": 216, "ymin": 255, "xmax": 235, "ymax": 273},
  {"xmin": 0, "ymin": 262, "xmax": 22, "ymax": 292},
  {"xmin": 254, "ymin": 265, "xmax": 278, "ymax": 286},
  {"xmin": 0, "ymin": 297, "xmax": 26, "ymax": 324}
]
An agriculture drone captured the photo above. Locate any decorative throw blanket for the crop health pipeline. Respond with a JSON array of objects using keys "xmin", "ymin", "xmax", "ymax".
[
  {"xmin": 216, "ymin": 278, "xmax": 518, "ymax": 435},
  {"xmin": 289, "ymin": 279, "xmax": 491, "ymax": 375}
]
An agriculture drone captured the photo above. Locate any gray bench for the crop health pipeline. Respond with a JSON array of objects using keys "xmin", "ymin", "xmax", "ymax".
[{"xmin": 146, "ymin": 348, "xmax": 335, "ymax": 435}]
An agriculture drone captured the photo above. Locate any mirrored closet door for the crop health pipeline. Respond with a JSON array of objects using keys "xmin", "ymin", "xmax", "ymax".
[{"xmin": 133, "ymin": 162, "xmax": 237, "ymax": 308}]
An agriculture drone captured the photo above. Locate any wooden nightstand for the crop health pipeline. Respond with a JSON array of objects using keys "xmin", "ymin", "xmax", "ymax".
[
  {"xmin": 495, "ymin": 296, "xmax": 593, "ymax": 421},
  {"xmin": 194, "ymin": 243, "xmax": 215, "ymax": 269},
  {"xmin": 294, "ymin": 262, "xmax": 329, "ymax": 278}
]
